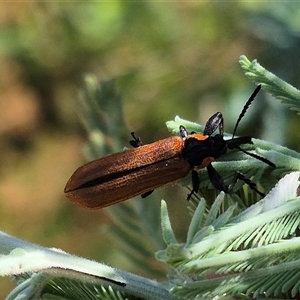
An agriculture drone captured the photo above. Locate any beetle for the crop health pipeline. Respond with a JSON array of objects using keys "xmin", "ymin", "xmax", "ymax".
[{"xmin": 64, "ymin": 85, "xmax": 275, "ymax": 209}]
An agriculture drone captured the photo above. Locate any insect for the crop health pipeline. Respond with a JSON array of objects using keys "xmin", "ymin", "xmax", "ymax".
[{"xmin": 64, "ymin": 85, "xmax": 275, "ymax": 209}]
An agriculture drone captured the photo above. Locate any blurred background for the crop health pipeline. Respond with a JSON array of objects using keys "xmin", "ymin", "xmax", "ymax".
[{"xmin": 1, "ymin": 2, "xmax": 300, "ymax": 296}]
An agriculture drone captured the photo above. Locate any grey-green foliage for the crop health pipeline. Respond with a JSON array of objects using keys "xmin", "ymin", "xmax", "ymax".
[
  {"xmin": 239, "ymin": 55, "xmax": 300, "ymax": 114},
  {"xmin": 157, "ymin": 172, "xmax": 300, "ymax": 299},
  {"xmin": 10, "ymin": 271, "xmax": 131, "ymax": 300}
]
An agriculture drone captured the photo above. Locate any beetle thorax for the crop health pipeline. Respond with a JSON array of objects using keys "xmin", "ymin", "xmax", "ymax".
[{"xmin": 182, "ymin": 135, "xmax": 227, "ymax": 167}]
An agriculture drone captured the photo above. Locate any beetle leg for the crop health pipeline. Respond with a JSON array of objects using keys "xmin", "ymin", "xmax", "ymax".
[
  {"xmin": 187, "ymin": 170, "xmax": 200, "ymax": 200},
  {"xmin": 129, "ymin": 132, "xmax": 143, "ymax": 148},
  {"xmin": 229, "ymin": 171, "xmax": 265, "ymax": 197},
  {"xmin": 129, "ymin": 132, "xmax": 155, "ymax": 198},
  {"xmin": 206, "ymin": 163, "xmax": 227, "ymax": 192},
  {"xmin": 204, "ymin": 112, "xmax": 224, "ymax": 136},
  {"xmin": 207, "ymin": 163, "xmax": 265, "ymax": 197},
  {"xmin": 179, "ymin": 125, "xmax": 188, "ymax": 138}
]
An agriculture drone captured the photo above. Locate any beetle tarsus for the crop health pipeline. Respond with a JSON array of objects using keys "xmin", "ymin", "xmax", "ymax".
[
  {"xmin": 130, "ymin": 132, "xmax": 143, "ymax": 148},
  {"xmin": 141, "ymin": 190, "xmax": 154, "ymax": 198}
]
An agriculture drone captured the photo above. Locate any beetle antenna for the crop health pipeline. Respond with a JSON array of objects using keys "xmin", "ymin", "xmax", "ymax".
[
  {"xmin": 232, "ymin": 85, "xmax": 261, "ymax": 138},
  {"xmin": 236, "ymin": 146, "xmax": 275, "ymax": 168}
]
